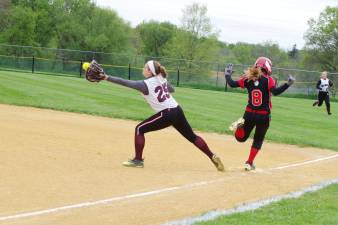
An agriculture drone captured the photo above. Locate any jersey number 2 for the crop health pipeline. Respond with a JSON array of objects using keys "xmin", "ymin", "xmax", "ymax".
[
  {"xmin": 251, "ymin": 90, "xmax": 262, "ymax": 106},
  {"xmin": 155, "ymin": 83, "xmax": 170, "ymax": 102}
]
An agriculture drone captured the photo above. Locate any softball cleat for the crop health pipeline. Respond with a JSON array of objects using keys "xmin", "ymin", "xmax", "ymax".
[
  {"xmin": 229, "ymin": 117, "xmax": 245, "ymax": 132},
  {"xmin": 211, "ymin": 155, "xmax": 225, "ymax": 172},
  {"xmin": 122, "ymin": 159, "xmax": 144, "ymax": 168},
  {"xmin": 244, "ymin": 162, "xmax": 256, "ymax": 171}
]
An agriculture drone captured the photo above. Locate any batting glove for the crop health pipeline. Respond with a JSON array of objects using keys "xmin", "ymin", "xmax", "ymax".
[
  {"xmin": 224, "ymin": 64, "xmax": 233, "ymax": 77},
  {"xmin": 287, "ymin": 75, "xmax": 295, "ymax": 86}
]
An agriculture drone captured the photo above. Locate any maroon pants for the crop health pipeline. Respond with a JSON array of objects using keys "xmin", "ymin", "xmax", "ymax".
[{"xmin": 134, "ymin": 106, "xmax": 214, "ymax": 160}]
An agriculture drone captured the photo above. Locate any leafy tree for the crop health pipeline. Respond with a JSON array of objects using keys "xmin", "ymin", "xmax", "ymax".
[
  {"xmin": 0, "ymin": 0, "xmax": 11, "ymax": 10},
  {"xmin": 181, "ymin": 3, "xmax": 213, "ymax": 39},
  {"xmin": 288, "ymin": 44, "xmax": 299, "ymax": 59},
  {"xmin": 84, "ymin": 7, "xmax": 132, "ymax": 53},
  {"xmin": 0, "ymin": 5, "xmax": 36, "ymax": 46},
  {"xmin": 304, "ymin": 6, "xmax": 338, "ymax": 72},
  {"xmin": 136, "ymin": 21, "xmax": 176, "ymax": 57},
  {"xmin": 1, "ymin": 0, "xmax": 134, "ymax": 55},
  {"xmin": 165, "ymin": 3, "xmax": 220, "ymax": 72}
]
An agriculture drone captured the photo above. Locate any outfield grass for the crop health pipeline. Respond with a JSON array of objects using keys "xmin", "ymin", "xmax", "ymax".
[
  {"xmin": 0, "ymin": 70, "xmax": 337, "ymax": 150},
  {"xmin": 195, "ymin": 182, "xmax": 338, "ymax": 225}
]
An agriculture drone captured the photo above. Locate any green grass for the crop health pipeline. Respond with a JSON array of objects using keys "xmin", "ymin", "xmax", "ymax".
[
  {"xmin": 195, "ymin": 182, "xmax": 338, "ymax": 225},
  {"xmin": 0, "ymin": 70, "xmax": 337, "ymax": 150}
]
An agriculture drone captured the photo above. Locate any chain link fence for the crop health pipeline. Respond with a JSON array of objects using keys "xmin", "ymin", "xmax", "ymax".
[{"xmin": 0, "ymin": 44, "xmax": 336, "ymax": 98}]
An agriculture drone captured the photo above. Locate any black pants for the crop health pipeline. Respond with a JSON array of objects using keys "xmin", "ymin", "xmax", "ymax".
[
  {"xmin": 235, "ymin": 111, "xmax": 270, "ymax": 150},
  {"xmin": 317, "ymin": 91, "xmax": 331, "ymax": 114},
  {"xmin": 136, "ymin": 106, "xmax": 197, "ymax": 143}
]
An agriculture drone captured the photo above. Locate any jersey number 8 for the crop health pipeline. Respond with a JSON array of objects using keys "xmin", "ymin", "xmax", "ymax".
[{"xmin": 251, "ymin": 89, "xmax": 262, "ymax": 106}]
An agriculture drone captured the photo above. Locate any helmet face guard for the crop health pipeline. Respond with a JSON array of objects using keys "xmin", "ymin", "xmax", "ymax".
[{"xmin": 255, "ymin": 57, "xmax": 272, "ymax": 75}]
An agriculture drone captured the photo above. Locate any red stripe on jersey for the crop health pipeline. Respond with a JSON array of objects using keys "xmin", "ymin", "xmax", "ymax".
[
  {"xmin": 267, "ymin": 76, "xmax": 275, "ymax": 91},
  {"xmin": 267, "ymin": 75, "xmax": 275, "ymax": 110},
  {"xmin": 238, "ymin": 77, "xmax": 247, "ymax": 89}
]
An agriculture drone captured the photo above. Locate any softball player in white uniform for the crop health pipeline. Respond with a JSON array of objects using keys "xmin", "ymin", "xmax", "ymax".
[
  {"xmin": 100, "ymin": 60, "xmax": 224, "ymax": 171},
  {"xmin": 313, "ymin": 71, "xmax": 333, "ymax": 115}
]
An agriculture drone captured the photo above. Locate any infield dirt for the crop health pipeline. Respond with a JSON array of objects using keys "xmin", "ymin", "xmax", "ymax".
[{"xmin": 0, "ymin": 104, "xmax": 337, "ymax": 225}]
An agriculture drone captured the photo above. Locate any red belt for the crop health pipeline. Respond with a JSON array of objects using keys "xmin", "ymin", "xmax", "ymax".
[{"xmin": 246, "ymin": 107, "xmax": 270, "ymax": 115}]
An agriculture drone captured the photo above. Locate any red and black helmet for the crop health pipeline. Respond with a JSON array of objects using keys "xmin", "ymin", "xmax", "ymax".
[{"xmin": 255, "ymin": 57, "xmax": 272, "ymax": 75}]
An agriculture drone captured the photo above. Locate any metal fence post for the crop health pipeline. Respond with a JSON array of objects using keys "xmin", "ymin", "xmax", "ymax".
[
  {"xmin": 80, "ymin": 60, "xmax": 83, "ymax": 77},
  {"xmin": 216, "ymin": 63, "xmax": 219, "ymax": 87},
  {"xmin": 128, "ymin": 63, "xmax": 131, "ymax": 80},
  {"xmin": 32, "ymin": 56, "xmax": 35, "ymax": 73},
  {"xmin": 177, "ymin": 67, "xmax": 180, "ymax": 87}
]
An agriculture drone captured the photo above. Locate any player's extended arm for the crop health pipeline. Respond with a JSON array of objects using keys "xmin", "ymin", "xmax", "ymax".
[
  {"xmin": 271, "ymin": 75, "xmax": 295, "ymax": 96},
  {"xmin": 104, "ymin": 75, "xmax": 149, "ymax": 95},
  {"xmin": 224, "ymin": 64, "xmax": 240, "ymax": 88},
  {"xmin": 316, "ymin": 80, "xmax": 321, "ymax": 90}
]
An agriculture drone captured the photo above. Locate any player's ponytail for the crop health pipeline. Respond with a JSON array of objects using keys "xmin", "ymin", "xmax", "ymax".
[
  {"xmin": 159, "ymin": 65, "xmax": 168, "ymax": 78},
  {"xmin": 153, "ymin": 61, "xmax": 168, "ymax": 78},
  {"xmin": 245, "ymin": 66, "xmax": 262, "ymax": 81}
]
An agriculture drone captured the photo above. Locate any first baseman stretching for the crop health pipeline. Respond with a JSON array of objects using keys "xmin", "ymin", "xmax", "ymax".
[{"xmin": 85, "ymin": 60, "xmax": 224, "ymax": 171}]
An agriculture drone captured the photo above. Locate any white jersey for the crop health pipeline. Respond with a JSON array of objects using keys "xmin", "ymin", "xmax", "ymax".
[
  {"xmin": 319, "ymin": 79, "xmax": 330, "ymax": 92},
  {"xmin": 143, "ymin": 76, "xmax": 178, "ymax": 112}
]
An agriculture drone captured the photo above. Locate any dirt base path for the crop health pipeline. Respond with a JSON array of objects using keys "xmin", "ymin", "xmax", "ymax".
[{"xmin": 0, "ymin": 104, "xmax": 337, "ymax": 225}]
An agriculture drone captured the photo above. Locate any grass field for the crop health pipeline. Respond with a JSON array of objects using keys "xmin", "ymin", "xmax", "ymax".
[
  {"xmin": 0, "ymin": 70, "xmax": 337, "ymax": 225},
  {"xmin": 195, "ymin": 182, "xmax": 338, "ymax": 225},
  {"xmin": 0, "ymin": 70, "xmax": 337, "ymax": 150}
]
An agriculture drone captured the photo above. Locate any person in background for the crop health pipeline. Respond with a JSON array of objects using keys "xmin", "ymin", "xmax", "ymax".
[{"xmin": 313, "ymin": 71, "xmax": 333, "ymax": 115}]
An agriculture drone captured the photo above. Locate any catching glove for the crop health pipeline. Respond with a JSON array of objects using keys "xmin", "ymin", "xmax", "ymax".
[{"xmin": 85, "ymin": 60, "xmax": 106, "ymax": 82}]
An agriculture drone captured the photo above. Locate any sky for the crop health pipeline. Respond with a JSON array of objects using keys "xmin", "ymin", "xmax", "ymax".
[{"xmin": 95, "ymin": 0, "xmax": 338, "ymax": 50}]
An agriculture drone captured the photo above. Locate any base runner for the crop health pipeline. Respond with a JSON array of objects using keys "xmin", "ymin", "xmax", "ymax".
[{"xmin": 225, "ymin": 57, "xmax": 295, "ymax": 171}]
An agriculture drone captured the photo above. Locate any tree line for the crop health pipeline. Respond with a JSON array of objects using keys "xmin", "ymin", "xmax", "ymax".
[{"xmin": 0, "ymin": 0, "xmax": 337, "ymax": 72}]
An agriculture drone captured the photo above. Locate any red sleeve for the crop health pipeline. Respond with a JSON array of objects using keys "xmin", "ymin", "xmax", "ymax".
[
  {"xmin": 238, "ymin": 77, "xmax": 247, "ymax": 89},
  {"xmin": 268, "ymin": 76, "xmax": 276, "ymax": 91}
]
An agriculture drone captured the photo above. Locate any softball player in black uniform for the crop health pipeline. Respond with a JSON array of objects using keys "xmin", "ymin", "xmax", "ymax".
[
  {"xmin": 99, "ymin": 60, "xmax": 224, "ymax": 171},
  {"xmin": 312, "ymin": 71, "xmax": 333, "ymax": 115},
  {"xmin": 225, "ymin": 57, "xmax": 295, "ymax": 171}
]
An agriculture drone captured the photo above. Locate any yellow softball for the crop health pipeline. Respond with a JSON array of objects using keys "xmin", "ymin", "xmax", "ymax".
[{"xmin": 82, "ymin": 62, "xmax": 90, "ymax": 71}]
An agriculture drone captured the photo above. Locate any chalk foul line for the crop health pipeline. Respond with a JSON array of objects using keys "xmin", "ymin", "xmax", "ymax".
[
  {"xmin": 162, "ymin": 177, "xmax": 338, "ymax": 225},
  {"xmin": 0, "ymin": 154, "xmax": 337, "ymax": 222}
]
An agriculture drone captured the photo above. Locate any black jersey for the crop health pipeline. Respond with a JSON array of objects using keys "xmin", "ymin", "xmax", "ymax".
[
  {"xmin": 226, "ymin": 73, "xmax": 290, "ymax": 113},
  {"xmin": 237, "ymin": 75, "xmax": 276, "ymax": 112}
]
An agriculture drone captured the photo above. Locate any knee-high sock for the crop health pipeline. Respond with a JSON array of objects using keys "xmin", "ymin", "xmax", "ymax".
[
  {"xmin": 194, "ymin": 136, "xmax": 214, "ymax": 159},
  {"xmin": 134, "ymin": 133, "xmax": 145, "ymax": 160},
  {"xmin": 246, "ymin": 147, "xmax": 259, "ymax": 164}
]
